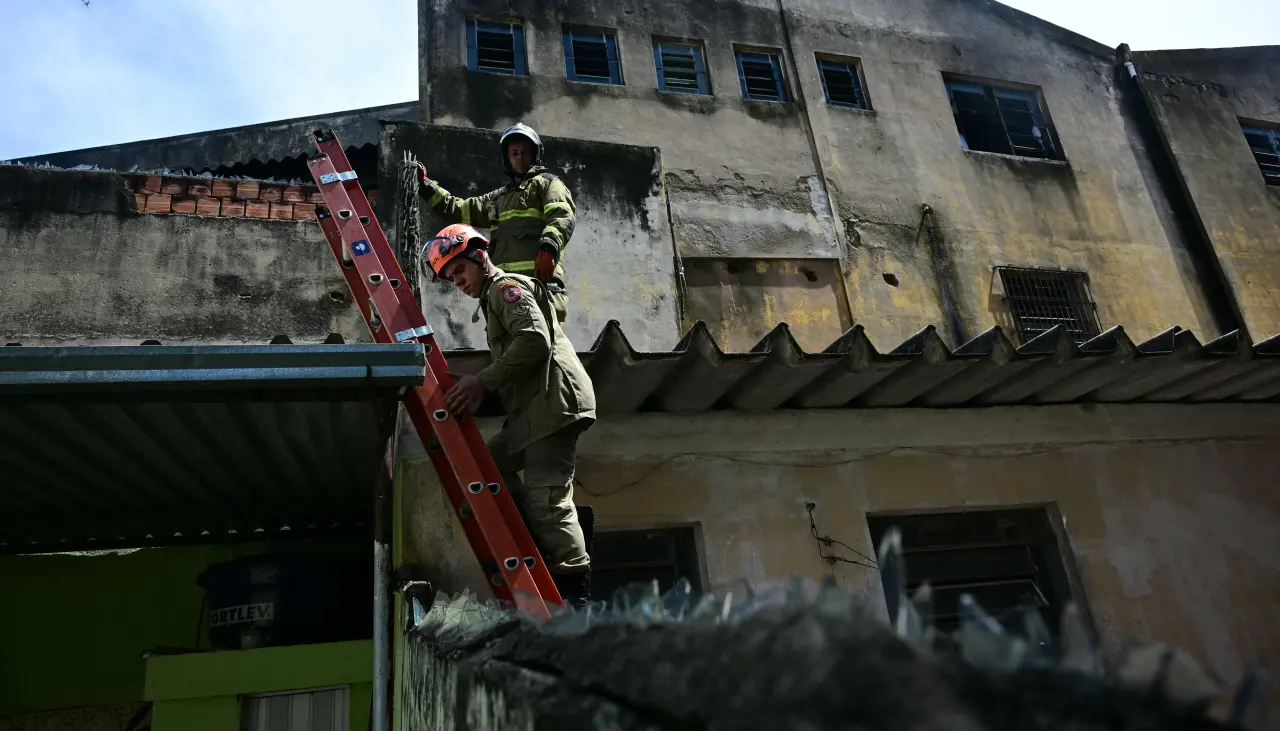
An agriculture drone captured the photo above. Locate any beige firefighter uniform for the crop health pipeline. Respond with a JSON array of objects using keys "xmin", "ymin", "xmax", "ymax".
[
  {"xmin": 419, "ymin": 166, "xmax": 575, "ymax": 323},
  {"xmin": 475, "ymin": 269, "xmax": 594, "ymax": 575}
]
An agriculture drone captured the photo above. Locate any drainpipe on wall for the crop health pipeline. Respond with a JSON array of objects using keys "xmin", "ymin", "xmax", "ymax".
[
  {"xmin": 773, "ymin": 0, "xmax": 859, "ymax": 327},
  {"xmin": 1114, "ymin": 43, "xmax": 1248, "ymax": 341}
]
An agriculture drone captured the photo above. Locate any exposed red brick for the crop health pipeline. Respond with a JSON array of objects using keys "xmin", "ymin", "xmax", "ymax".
[
  {"xmin": 196, "ymin": 197, "xmax": 221, "ymax": 216},
  {"xmin": 259, "ymin": 185, "xmax": 282, "ymax": 202},
  {"xmin": 187, "ymin": 181, "xmax": 212, "ymax": 197},
  {"xmin": 220, "ymin": 200, "xmax": 245, "ymax": 217},
  {"xmin": 160, "ymin": 178, "xmax": 185, "ymax": 195},
  {"xmin": 211, "ymin": 180, "xmax": 234, "ymax": 198},
  {"xmin": 145, "ymin": 194, "xmax": 172, "ymax": 214},
  {"xmin": 269, "ymin": 202, "xmax": 294, "ymax": 220},
  {"xmin": 140, "ymin": 176, "xmax": 162, "ymax": 193},
  {"xmin": 172, "ymin": 197, "xmax": 197, "ymax": 215},
  {"xmin": 236, "ymin": 181, "xmax": 260, "ymax": 199},
  {"xmin": 283, "ymin": 185, "xmax": 305, "ymax": 202},
  {"xmin": 134, "ymin": 193, "xmax": 147, "ymax": 212},
  {"xmin": 292, "ymin": 202, "xmax": 317, "ymax": 221},
  {"xmin": 245, "ymin": 201, "xmax": 270, "ymax": 219},
  {"xmin": 307, "ymin": 191, "xmax": 326, "ymax": 204}
]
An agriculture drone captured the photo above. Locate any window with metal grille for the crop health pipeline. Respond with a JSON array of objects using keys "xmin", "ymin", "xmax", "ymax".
[
  {"xmin": 867, "ymin": 508, "xmax": 1076, "ymax": 639},
  {"xmin": 589, "ymin": 526, "xmax": 703, "ymax": 602},
  {"xmin": 465, "ymin": 18, "xmax": 526, "ymax": 75},
  {"xmin": 241, "ymin": 686, "xmax": 349, "ymax": 731},
  {"xmin": 735, "ymin": 49, "xmax": 787, "ymax": 102},
  {"xmin": 654, "ymin": 40, "xmax": 709, "ymax": 95},
  {"xmin": 563, "ymin": 28, "xmax": 622, "ymax": 85},
  {"xmin": 1240, "ymin": 122, "xmax": 1280, "ymax": 185},
  {"xmin": 945, "ymin": 78, "xmax": 1062, "ymax": 160},
  {"xmin": 817, "ymin": 57, "xmax": 869, "ymax": 110},
  {"xmin": 997, "ymin": 267, "xmax": 1101, "ymax": 345}
]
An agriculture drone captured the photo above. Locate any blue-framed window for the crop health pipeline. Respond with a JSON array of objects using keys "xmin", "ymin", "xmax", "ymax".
[
  {"xmin": 466, "ymin": 18, "xmax": 526, "ymax": 75},
  {"xmin": 944, "ymin": 78, "xmax": 1061, "ymax": 160},
  {"xmin": 563, "ymin": 29, "xmax": 622, "ymax": 85},
  {"xmin": 654, "ymin": 41, "xmax": 709, "ymax": 95},
  {"xmin": 735, "ymin": 50, "xmax": 787, "ymax": 102},
  {"xmin": 817, "ymin": 57, "xmax": 869, "ymax": 110},
  {"xmin": 1240, "ymin": 122, "xmax": 1280, "ymax": 185}
]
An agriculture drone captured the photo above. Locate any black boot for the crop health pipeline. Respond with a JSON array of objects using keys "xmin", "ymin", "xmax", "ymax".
[{"xmin": 553, "ymin": 569, "xmax": 592, "ymax": 610}]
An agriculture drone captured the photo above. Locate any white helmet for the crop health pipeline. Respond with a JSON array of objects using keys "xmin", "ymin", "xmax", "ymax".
[{"xmin": 499, "ymin": 123, "xmax": 543, "ymax": 168}]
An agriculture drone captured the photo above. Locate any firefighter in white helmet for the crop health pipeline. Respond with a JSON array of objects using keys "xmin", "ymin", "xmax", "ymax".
[{"xmin": 414, "ymin": 123, "xmax": 574, "ymax": 323}]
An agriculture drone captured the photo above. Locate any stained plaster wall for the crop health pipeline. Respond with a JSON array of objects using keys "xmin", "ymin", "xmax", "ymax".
[
  {"xmin": 1131, "ymin": 48, "xmax": 1280, "ymax": 341},
  {"xmin": 0, "ymin": 165, "xmax": 366, "ymax": 346},
  {"xmin": 394, "ymin": 404, "xmax": 1280, "ymax": 718},
  {"xmin": 417, "ymin": 0, "xmax": 1240, "ymax": 354},
  {"xmin": 377, "ymin": 121, "xmax": 680, "ymax": 350},
  {"xmin": 418, "ymin": 0, "xmax": 841, "ymax": 264}
]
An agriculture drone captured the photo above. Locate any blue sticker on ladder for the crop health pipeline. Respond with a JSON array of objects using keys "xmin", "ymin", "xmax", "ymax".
[{"xmin": 351, "ymin": 239, "xmax": 372, "ymax": 257}]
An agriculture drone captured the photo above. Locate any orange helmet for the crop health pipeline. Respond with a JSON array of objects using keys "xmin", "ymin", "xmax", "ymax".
[{"xmin": 421, "ymin": 224, "xmax": 488, "ymax": 280}]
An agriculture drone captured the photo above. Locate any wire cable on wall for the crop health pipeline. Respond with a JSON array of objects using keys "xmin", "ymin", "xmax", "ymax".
[{"xmin": 805, "ymin": 501, "xmax": 878, "ymax": 572}]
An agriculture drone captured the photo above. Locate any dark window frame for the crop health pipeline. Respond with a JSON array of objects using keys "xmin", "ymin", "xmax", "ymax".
[
  {"xmin": 997, "ymin": 266, "xmax": 1102, "ymax": 345},
  {"xmin": 465, "ymin": 17, "xmax": 527, "ymax": 76},
  {"xmin": 867, "ymin": 507, "xmax": 1082, "ymax": 638},
  {"xmin": 654, "ymin": 39, "xmax": 710, "ymax": 95},
  {"xmin": 1240, "ymin": 120, "xmax": 1280, "ymax": 186},
  {"xmin": 588, "ymin": 525, "xmax": 704, "ymax": 602},
  {"xmin": 735, "ymin": 48, "xmax": 788, "ymax": 103},
  {"xmin": 944, "ymin": 76, "xmax": 1063, "ymax": 161},
  {"xmin": 563, "ymin": 27, "xmax": 623, "ymax": 85},
  {"xmin": 816, "ymin": 55, "xmax": 870, "ymax": 110}
]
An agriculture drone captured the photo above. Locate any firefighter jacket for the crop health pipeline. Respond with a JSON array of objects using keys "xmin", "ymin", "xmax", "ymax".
[
  {"xmin": 418, "ymin": 166, "xmax": 575, "ymax": 285},
  {"xmin": 475, "ymin": 270, "xmax": 596, "ymax": 452}
]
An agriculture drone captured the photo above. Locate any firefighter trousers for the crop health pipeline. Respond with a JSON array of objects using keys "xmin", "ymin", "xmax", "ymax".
[{"xmin": 487, "ymin": 422, "xmax": 590, "ymax": 575}]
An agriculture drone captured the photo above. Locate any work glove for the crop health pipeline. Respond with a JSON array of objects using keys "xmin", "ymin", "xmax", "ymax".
[
  {"xmin": 534, "ymin": 239, "xmax": 558, "ymax": 281},
  {"xmin": 414, "ymin": 162, "xmax": 429, "ymax": 185}
]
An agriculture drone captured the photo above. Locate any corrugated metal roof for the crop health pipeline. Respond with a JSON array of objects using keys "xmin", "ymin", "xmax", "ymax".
[
  {"xmin": 440, "ymin": 321, "xmax": 1280, "ymax": 412},
  {"xmin": 0, "ymin": 343, "xmax": 425, "ymax": 553}
]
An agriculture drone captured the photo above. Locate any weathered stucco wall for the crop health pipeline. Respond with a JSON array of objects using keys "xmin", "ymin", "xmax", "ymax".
[
  {"xmin": 395, "ymin": 403, "xmax": 1280, "ymax": 713},
  {"xmin": 0, "ymin": 165, "xmax": 365, "ymax": 345},
  {"xmin": 1132, "ymin": 48, "xmax": 1280, "ymax": 341},
  {"xmin": 377, "ymin": 121, "xmax": 680, "ymax": 351},
  {"xmin": 782, "ymin": 0, "xmax": 1224, "ymax": 349},
  {"xmin": 419, "ymin": 0, "xmax": 841, "ymax": 265}
]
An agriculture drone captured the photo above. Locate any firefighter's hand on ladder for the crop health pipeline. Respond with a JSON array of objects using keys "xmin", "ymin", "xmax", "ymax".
[{"xmin": 444, "ymin": 373, "xmax": 484, "ymax": 415}]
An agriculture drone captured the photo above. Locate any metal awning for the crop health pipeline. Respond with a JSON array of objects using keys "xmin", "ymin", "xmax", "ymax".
[{"xmin": 0, "ymin": 343, "xmax": 425, "ymax": 554}]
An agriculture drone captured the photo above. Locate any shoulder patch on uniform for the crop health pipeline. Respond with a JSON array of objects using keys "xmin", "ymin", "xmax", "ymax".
[{"xmin": 500, "ymin": 282, "xmax": 523, "ymax": 303}]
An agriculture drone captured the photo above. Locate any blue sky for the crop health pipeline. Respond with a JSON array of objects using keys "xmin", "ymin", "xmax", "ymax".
[{"xmin": 0, "ymin": 0, "xmax": 1275, "ymax": 160}]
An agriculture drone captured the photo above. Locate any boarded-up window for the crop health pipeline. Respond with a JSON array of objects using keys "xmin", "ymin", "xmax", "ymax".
[
  {"xmin": 1240, "ymin": 122, "xmax": 1280, "ymax": 185},
  {"xmin": 867, "ymin": 508, "xmax": 1077, "ymax": 638},
  {"xmin": 945, "ymin": 77, "xmax": 1062, "ymax": 160}
]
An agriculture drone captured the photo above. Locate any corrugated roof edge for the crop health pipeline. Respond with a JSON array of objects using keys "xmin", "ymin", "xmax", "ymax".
[{"xmin": 6, "ymin": 321, "xmax": 1280, "ymax": 408}]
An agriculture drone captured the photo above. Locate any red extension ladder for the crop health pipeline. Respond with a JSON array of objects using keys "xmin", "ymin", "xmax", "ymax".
[{"xmin": 306, "ymin": 128, "xmax": 563, "ymax": 619}]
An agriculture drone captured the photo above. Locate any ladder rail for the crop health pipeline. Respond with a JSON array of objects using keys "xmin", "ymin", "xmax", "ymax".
[{"xmin": 306, "ymin": 131, "xmax": 563, "ymax": 619}]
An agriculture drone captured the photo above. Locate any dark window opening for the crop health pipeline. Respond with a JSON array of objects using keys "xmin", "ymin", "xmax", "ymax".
[
  {"xmin": 818, "ymin": 58, "xmax": 869, "ymax": 110},
  {"xmin": 1241, "ymin": 122, "xmax": 1280, "ymax": 186},
  {"xmin": 997, "ymin": 266, "xmax": 1101, "ymax": 345},
  {"xmin": 868, "ymin": 508, "xmax": 1076, "ymax": 639},
  {"xmin": 466, "ymin": 18, "xmax": 526, "ymax": 76},
  {"xmin": 589, "ymin": 526, "xmax": 702, "ymax": 602},
  {"xmin": 945, "ymin": 78, "xmax": 1061, "ymax": 160},
  {"xmin": 736, "ymin": 50, "xmax": 787, "ymax": 102},
  {"xmin": 564, "ymin": 29, "xmax": 622, "ymax": 85},
  {"xmin": 655, "ymin": 41, "xmax": 709, "ymax": 95}
]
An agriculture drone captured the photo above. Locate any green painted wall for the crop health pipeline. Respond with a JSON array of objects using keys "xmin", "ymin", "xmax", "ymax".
[{"xmin": 0, "ymin": 537, "xmax": 367, "ymax": 718}]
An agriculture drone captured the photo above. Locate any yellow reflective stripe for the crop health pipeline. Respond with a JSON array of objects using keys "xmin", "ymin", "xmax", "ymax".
[
  {"xmin": 460, "ymin": 199, "xmax": 471, "ymax": 225},
  {"xmin": 497, "ymin": 207, "xmax": 543, "ymax": 222},
  {"xmin": 541, "ymin": 226, "xmax": 564, "ymax": 245},
  {"xmin": 543, "ymin": 201, "xmax": 571, "ymax": 216},
  {"xmin": 504, "ymin": 260, "xmax": 536, "ymax": 272},
  {"xmin": 427, "ymin": 189, "xmax": 444, "ymax": 207}
]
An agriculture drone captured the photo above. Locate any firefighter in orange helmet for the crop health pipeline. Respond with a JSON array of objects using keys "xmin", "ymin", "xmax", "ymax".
[{"xmin": 421, "ymin": 224, "xmax": 594, "ymax": 606}]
